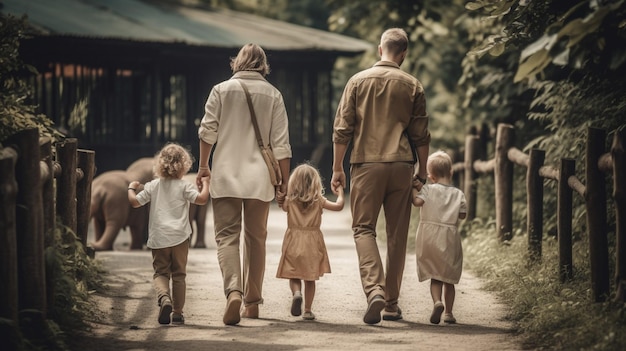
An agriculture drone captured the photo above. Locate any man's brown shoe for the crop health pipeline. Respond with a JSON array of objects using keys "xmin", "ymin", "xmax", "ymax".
[
  {"xmin": 223, "ymin": 292, "xmax": 242, "ymax": 325},
  {"xmin": 363, "ymin": 295, "xmax": 385, "ymax": 324}
]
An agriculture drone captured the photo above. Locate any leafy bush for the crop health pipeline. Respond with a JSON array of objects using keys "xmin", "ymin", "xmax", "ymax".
[{"xmin": 0, "ymin": 14, "xmax": 61, "ymax": 144}]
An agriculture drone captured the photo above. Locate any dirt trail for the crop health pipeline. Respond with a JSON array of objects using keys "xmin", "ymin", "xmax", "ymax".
[{"xmin": 76, "ymin": 204, "xmax": 521, "ymax": 351}]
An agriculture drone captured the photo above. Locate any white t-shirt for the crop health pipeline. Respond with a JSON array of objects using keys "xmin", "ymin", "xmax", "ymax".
[{"xmin": 136, "ymin": 178, "xmax": 199, "ymax": 249}]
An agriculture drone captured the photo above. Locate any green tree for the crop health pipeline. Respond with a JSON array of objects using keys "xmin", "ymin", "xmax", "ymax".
[{"xmin": 0, "ymin": 15, "xmax": 60, "ymax": 143}]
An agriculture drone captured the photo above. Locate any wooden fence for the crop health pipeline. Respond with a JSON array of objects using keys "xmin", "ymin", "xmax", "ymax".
[
  {"xmin": 452, "ymin": 123, "xmax": 625, "ymax": 303},
  {"xmin": 0, "ymin": 128, "xmax": 95, "ymax": 338}
]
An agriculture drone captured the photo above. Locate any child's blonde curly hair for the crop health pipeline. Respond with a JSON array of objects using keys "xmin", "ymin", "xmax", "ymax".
[
  {"xmin": 153, "ymin": 143, "xmax": 194, "ymax": 179},
  {"xmin": 287, "ymin": 163, "xmax": 325, "ymax": 209}
]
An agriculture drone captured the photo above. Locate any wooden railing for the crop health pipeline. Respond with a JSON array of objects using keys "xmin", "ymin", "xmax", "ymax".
[
  {"xmin": 453, "ymin": 123, "xmax": 625, "ymax": 303},
  {"xmin": 0, "ymin": 128, "xmax": 95, "ymax": 335}
]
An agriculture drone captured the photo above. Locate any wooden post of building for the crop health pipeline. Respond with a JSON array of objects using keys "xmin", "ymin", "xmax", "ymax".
[
  {"xmin": 40, "ymin": 138, "xmax": 55, "ymax": 247},
  {"xmin": 76, "ymin": 149, "xmax": 96, "ymax": 247},
  {"xmin": 527, "ymin": 149, "xmax": 545, "ymax": 262},
  {"xmin": 464, "ymin": 135, "xmax": 480, "ymax": 220},
  {"xmin": 6, "ymin": 128, "xmax": 47, "ymax": 334},
  {"xmin": 0, "ymin": 147, "xmax": 19, "ymax": 324},
  {"xmin": 56, "ymin": 138, "xmax": 78, "ymax": 235},
  {"xmin": 495, "ymin": 124, "xmax": 514, "ymax": 241},
  {"xmin": 613, "ymin": 126, "xmax": 626, "ymax": 302},
  {"xmin": 586, "ymin": 127, "xmax": 610, "ymax": 302},
  {"xmin": 559, "ymin": 159, "xmax": 575, "ymax": 282}
]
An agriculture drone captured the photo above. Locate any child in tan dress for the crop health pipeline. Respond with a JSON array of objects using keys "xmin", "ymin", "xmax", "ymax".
[
  {"xmin": 276, "ymin": 163, "xmax": 344, "ymax": 320},
  {"xmin": 412, "ymin": 150, "xmax": 467, "ymax": 324}
]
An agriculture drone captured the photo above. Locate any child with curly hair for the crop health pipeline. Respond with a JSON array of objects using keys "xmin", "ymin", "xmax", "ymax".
[
  {"xmin": 412, "ymin": 150, "xmax": 466, "ymax": 324},
  {"xmin": 128, "ymin": 143, "xmax": 210, "ymax": 325},
  {"xmin": 276, "ymin": 163, "xmax": 344, "ymax": 320}
]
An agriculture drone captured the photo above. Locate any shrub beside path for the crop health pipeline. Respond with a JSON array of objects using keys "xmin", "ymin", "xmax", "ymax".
[{"xmin": 76, "ymin": 204, "xmax": 521, "ymax": 351}]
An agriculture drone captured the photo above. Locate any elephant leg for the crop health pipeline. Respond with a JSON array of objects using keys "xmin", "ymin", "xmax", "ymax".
[
  {"xmin": 129, "ymin": 206, "xmax": 149, "ymax": 250},
  {"xmin": 93, "ymin": 217, "xmax": 105, "ymax": 242},
  {"xmin": 193, "ymin": 203, "xmax": 208, "ymax": 249},
  {"xmin": 91, "ymin": 219, "xmax": 124, "ymax": 251}
]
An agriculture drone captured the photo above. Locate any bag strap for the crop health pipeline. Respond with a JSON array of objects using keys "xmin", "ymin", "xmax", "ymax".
[{"xmin": 236, "ymin": 79, "xmax": 265, "ymax": 148}]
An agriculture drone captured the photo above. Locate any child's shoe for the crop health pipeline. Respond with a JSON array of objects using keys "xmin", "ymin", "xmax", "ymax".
[
  {"xmin": 302, "ymin": 311, "xmax": 316, "ymax": 320},
  {"xmin": 429, "ymin": 301, "xmax": 444, "ymax": 324},
  {"xmin": 291, "ymin": 291, "xmax": 303, "ymax": 316},
  {"xmin": 158, "ymin": 297, "xmax": 172, "ymax": 325},
  {"xmin": 443, "ymin": 312, "xmax": 456, "ymax": 324},
  {"xmin": 171, "ymin": 312, "xmax": 185, "ymax": 325}
]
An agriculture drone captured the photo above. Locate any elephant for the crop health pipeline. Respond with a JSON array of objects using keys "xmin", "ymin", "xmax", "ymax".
[
  {"xmin": 89, "ymin": 157, "xmax": 155, "ymax": 251},
  {"xmin": 183, "ymin": 173, "xmax": 210, "ymax": 248}
]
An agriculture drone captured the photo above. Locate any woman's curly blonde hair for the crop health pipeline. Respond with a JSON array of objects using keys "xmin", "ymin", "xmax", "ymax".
[
  {"xmin": 153, "ymin": 143, "xmax": 194, "ymax": 179},
  {"xmin": 287, "ymin": 163, "xmax": 325, "ymax": 209}
]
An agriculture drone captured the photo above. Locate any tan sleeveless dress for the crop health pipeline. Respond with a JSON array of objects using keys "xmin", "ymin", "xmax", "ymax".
[{"xmin": 276, "ymin": 199, "xmax": 331, "ymax": 281}]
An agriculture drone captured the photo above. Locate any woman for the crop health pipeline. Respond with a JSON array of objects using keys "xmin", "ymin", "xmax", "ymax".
[{"xmin": 196, "ymin": 43, "xmax": 291, "ymax": 326}]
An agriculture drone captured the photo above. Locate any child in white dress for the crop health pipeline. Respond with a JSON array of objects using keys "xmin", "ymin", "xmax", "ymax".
[
  {"xmin": 276, "ymin": 163, "xmax": 344, "ymax": 320},
  {"xmin": 128, "ymin": 143, "xmax": 210, "ymax": 325},
  {"xmin": 412, "ymin": 150, "xmax": 466, "ymax": 324}
]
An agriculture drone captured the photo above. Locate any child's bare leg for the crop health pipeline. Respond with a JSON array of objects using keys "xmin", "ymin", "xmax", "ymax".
[
  {"xmin": 430, "ymin": 279, "xmax": 443, "ymax": 303},
  {"xmin": 443, "ymin": 283, "xmax": 455, "ymax": 313},
  {"xmin": 289, "ymin": 279, "xmax": 302, "ymax": 295},
  {"xmin": 304, "ymin": 280, "xmax": 316, "ymax": 312},
  {"xmin": 429, "ymin": 279, "xmax": 445, "ymax": 324}
]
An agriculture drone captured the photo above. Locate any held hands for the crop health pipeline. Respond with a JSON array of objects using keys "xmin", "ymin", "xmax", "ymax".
[
  {"xmin": 276, "ymin": 189, "xmax": 286, "ymax": 208},
  {"xmin": 331, "ymin": 184, "xmax": 344, "ymax": 197},
  {"xmin": 412, "ymin": 174, "xmax": 427, "ymax": 192},
  {"xmin": 129, "ymin": 181, "xmax": 141, "ymax": 190},
  {"xmin": 196, "ymin": 167, "xmax": 211, "ymax": 191},
  {"xmin": 331, "ymin": 170, "xmax": 346, "ymax": 194}
]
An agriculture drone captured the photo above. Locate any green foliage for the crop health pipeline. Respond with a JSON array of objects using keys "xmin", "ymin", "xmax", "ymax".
[
  {"xmin": 0, "ymin": 14, "xmax": 61, "ymax": 144},
  {"xmin": 326, "ymin": 0, "xmax": 471, "ymax": 150},
  {"xmin": 47, "ymin": 222, "xmax": 104, "ymax": 334},
  {"xmin": 464, "ymin": 220, "xmax": 626, "ymax": 350}
]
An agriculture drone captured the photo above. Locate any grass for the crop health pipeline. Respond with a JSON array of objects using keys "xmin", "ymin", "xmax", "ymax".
[{"xmin": 462, "ymin": 217, "xmax": 626, "ymax": 350}]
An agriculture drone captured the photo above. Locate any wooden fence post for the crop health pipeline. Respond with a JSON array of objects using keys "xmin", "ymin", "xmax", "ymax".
[
  {"xmin": 56, "ymin": 138, "xmax": 78, "ymax": 235},
  {"xmin": 613, "ymin": 126, "xmax": 626, "ymax": 302},
  {"xmin": 464, "ymin": 135, "xmax": 479, "ymax": 220},
  {"xmin": 40, "ymin": 138, "xmax": 55, "ymax": 247},
  {"xmin": 496, "ymin": 124, "xmax": 514, "ymax": 241},
  {"xmin": 6, "ymin": 128, "xmax": 47, "ymax": 336},
  {"xmin": 586, "ymin": 127, "xmax": 610, "ymax": 302},
  {"xmin": 527, "ymin": 149, "xmax": 545, "ymax": 261},
  {"xmin": 76, "ymin": 149, "xmax": 96, "ymax": 247},
  {"xmin": 0, "ymin": 147, "xmax": 19, "ymax": 324},
  {"xmin": 559, "ymin": 159, "xmax": 575, "ymax": 282}
]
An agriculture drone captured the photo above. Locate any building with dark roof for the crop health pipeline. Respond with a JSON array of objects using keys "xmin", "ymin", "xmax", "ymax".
[{"xmin": 3, "ymin": 0, "xmax": 371, "ymax": 177}]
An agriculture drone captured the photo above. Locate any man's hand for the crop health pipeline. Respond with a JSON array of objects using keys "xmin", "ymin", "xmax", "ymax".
[{"xmin": 196, "ymin": 168, "xmax": 211, "ymax": 191}]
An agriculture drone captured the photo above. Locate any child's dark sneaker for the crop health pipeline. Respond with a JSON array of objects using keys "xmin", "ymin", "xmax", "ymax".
[
  {"xmin": 291, "ymin": 291, "xmax": 303, "ymax": 316},
  {"xmin": 158, "ymin": 298, "xmax": 172, "ymax": 325},
  {"xmin": 430, "ymin": 301, "xmax": 444, "ymax": 324}
]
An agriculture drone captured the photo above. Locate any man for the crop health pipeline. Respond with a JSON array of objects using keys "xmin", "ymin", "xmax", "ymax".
[{"xmin": 331, "ymin": 28, "xmax": 430, "ymax": 324}]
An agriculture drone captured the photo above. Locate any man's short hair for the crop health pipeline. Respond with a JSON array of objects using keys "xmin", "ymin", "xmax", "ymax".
[{"xmin": 380, "ymin": 28, "xmax": 408, "ymax": 56}]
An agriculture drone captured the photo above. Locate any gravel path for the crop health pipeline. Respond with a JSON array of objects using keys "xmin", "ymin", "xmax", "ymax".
[{"xmin": 76, "ymin": 204, "xmax": 521, "ymax": 351}]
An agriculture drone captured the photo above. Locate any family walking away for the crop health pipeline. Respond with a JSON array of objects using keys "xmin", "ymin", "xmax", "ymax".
[
  {"xmin": 412, "ymin": 150, "xmax": 467, "ymax": 324},
  {"xmin": 127, "ymin": 143, "xmax": 211, "ymax": 325},
  {"xmin": 275, "ymin": 163, "xmax": 345, "ymax": 321},
  {"xmin": 196, "ymin": 43, "xmax": 292, "ymax": 326},
  {"xmin": 332, "ymin": 27, "xmax": 431, "ymax": 324}
]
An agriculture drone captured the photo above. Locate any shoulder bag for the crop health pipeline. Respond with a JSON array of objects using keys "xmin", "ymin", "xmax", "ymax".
[{"xmin": 236, "ymin": 79, "xmax": 282, "ymax": 186}]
